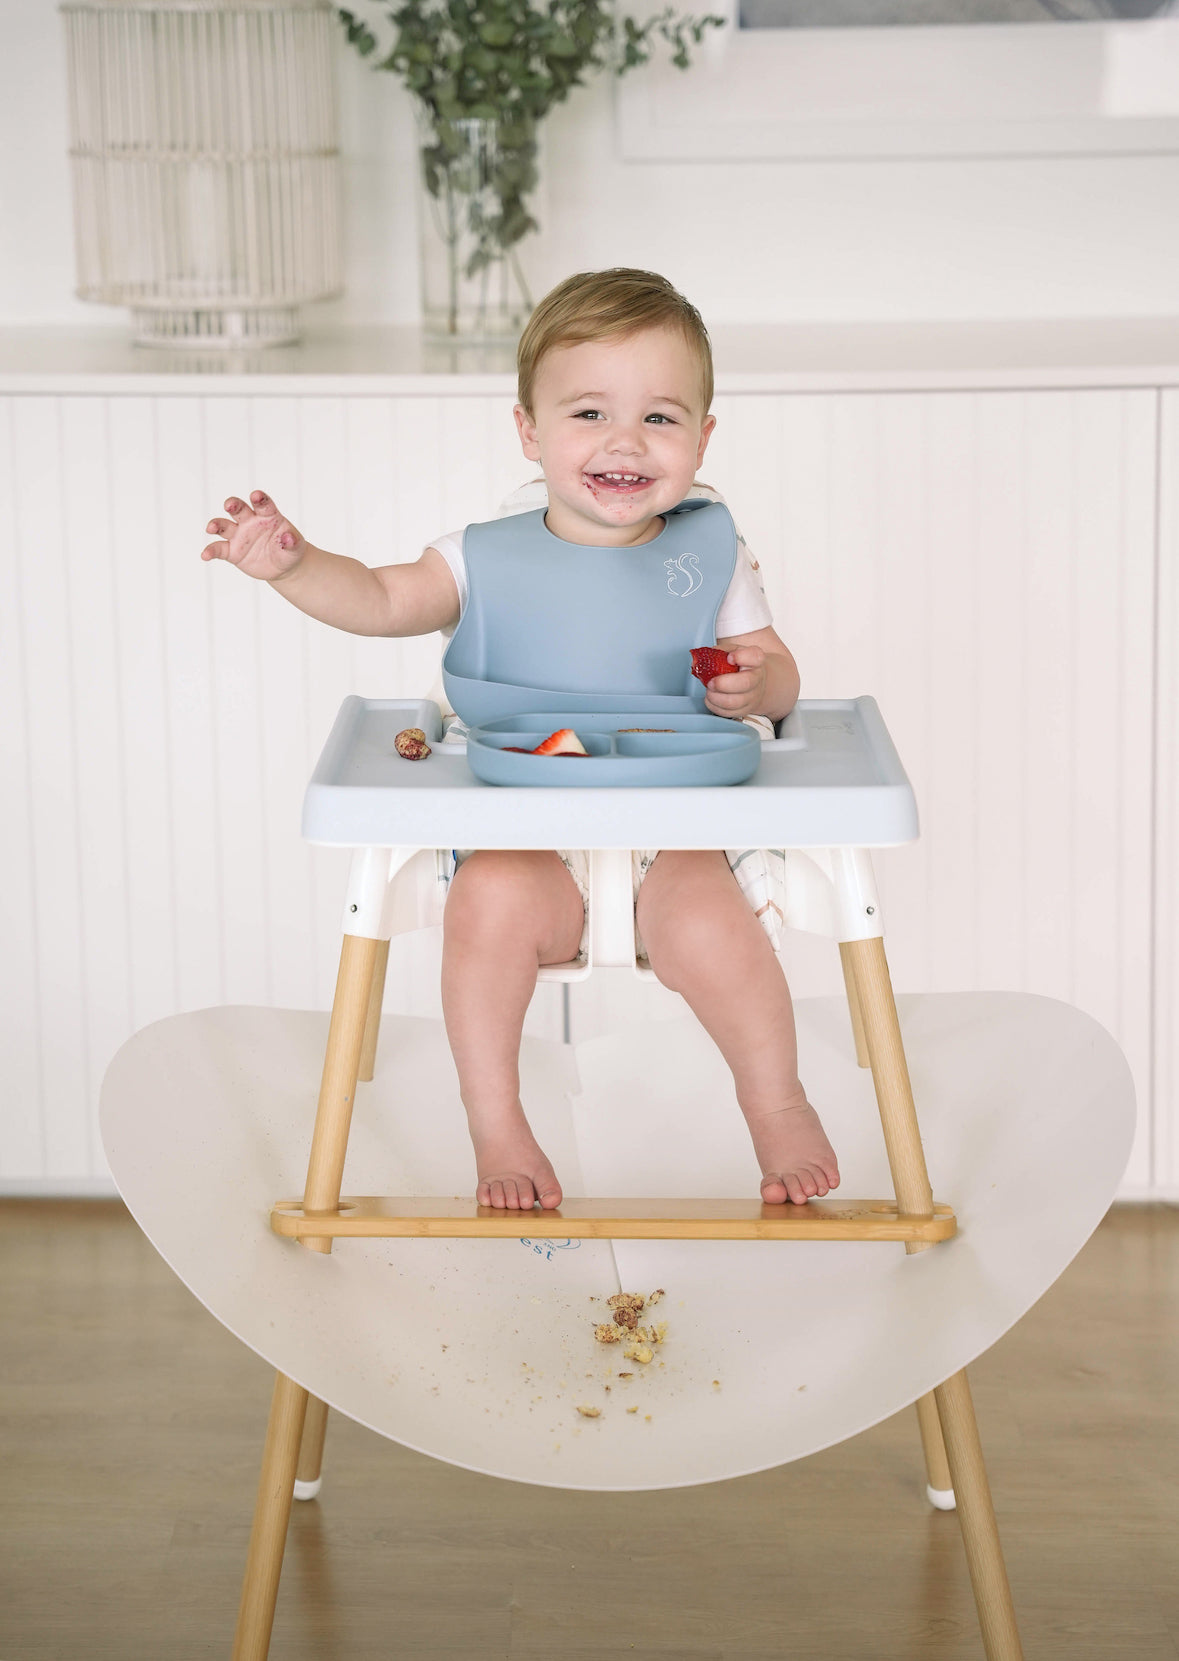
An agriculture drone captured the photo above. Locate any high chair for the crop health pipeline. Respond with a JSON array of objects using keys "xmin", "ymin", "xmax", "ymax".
[{"xmin": 99, "ymin": 693, "xmax": 1135, "ymax": 1661}]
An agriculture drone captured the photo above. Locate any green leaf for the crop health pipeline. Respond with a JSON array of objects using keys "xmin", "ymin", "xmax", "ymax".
[{"xmin": 337, "ymin": 8, "xmax": 378, "ymax": 55}]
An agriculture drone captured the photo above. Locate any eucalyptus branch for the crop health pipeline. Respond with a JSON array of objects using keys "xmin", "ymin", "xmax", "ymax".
[{"xmin": 339, "ymin": 0, "xmax": 725, "ymax": 322}]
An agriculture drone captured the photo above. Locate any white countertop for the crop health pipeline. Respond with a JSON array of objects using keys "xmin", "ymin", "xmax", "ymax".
[{"xmin": 3, "ymin": 319, "xmax": 1179, "ymax": 394}]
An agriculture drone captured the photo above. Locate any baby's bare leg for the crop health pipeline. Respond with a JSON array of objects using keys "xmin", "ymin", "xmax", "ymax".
[
  {"xmin": 441, "ymin": 850, "xmax": 584, "ymax": 1210},
  {"xmin": 636, "ymin": 851, "xmax": 840, "ymax": 1206}
]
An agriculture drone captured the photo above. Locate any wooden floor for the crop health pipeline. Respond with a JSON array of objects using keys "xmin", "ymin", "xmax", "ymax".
[{"xmin": 1, "ymin": 1201, "xmax": 1177, "ymax": 1661}]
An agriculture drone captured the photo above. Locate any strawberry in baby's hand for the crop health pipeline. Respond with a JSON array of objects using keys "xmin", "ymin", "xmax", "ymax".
[
  {"xmin": 690, "ymin": 647, "xmax": 734, "ymax": 685},
  {"xmin": 532, "ymin": 729, "xmax": 589, "ymax": 756}
]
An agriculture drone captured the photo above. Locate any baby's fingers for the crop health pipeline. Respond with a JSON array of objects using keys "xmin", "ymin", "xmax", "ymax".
[
  {"xmin": 709, "ymin": 668, "xmax": 757, "ymax": 695},
  {"xmin": 201, "ymin": 516, "xmax": 240, "ymax": 561},
  {"xmin": 723, "ymin": 646, "xmax": 765, "ymax": 672},
  {"xmin": 220, "ymin": 491, "xmax": 277, "ymax": 523}
]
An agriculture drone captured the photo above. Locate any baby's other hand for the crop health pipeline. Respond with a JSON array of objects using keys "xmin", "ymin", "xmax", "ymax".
[
  {"xmin": 702, "ymin": 645, "xmax": 767, "ymax": 720},
  {"xmin": 202, "ymin": 490, "xmax": 305, "ymax": 581}
]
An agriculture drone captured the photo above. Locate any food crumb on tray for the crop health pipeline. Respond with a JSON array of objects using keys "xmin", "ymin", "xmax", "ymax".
[
  {"xmin": 394, "ymin": 727, "xmax": 431, "ymax": 760},
  {"xmin": 573, "ymin": 1290, "xmax": 699, "ymax": 1420}
]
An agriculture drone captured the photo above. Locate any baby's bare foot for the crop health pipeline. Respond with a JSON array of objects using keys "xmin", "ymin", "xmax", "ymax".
[
  {"xmin": 470, "ymin": 1108, "xmax": 563, "ymax": 1211},
  {"xmin": 744, "ymin": 1095, "xmax": 840, "ymax": 1206}
]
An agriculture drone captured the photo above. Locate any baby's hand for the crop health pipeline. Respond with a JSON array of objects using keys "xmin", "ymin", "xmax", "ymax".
[
  {"xmin": 702, "ymin": 645, "xmax": 768, "ymax": 720},
  {"xmin": 202, "ymin": 490, "xmax": 305, "ymax": 582}
]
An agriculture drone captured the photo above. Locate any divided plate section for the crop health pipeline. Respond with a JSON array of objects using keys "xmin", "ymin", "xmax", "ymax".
[{"xmin": 466, "ymin": 712, "xmax": 761, "ymax": 788}]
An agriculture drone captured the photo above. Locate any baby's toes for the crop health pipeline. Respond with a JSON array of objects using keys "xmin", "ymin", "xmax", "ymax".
[
  {"xmin": 787, "ymin": 1169, "xmax": 817, "ymax": 1204},
  {"xmin": 760, "ymin": 1173, "xmax": 789, "ymax": 1206},
  {"xmin": 806, "ymin": 1160, "xmax": 840, "ymax": 1197},
  {"xmin": 482, "ymin": 1178, "xmax": 517, "ymax": 1209},
  {"xmin": 767, "ymin": 1169, "xmax": 818, "ymax": 1206},
  {"xmin": 800, "ymin": 1165, "xmax": 828, "ymax": 1199}
]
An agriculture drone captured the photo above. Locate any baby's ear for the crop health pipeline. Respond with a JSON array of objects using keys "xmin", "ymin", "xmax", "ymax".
[{"xmin": 513, "ymin": 403, "xmax": 541, "ymax": 457}]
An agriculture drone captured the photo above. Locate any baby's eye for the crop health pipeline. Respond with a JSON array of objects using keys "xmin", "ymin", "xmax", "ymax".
[
  {"xmin": 573, "ymin": 409, "xmax": 603, "ymax": 420},
  {"xmin": 646, "ymin": 413, "xmax": 673, "ymax": 424}
]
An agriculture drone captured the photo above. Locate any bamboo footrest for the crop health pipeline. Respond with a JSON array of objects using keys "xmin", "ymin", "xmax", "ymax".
[{"xmin": 270, "ymin": 1196, "xmax": 957, "ymax": 1242}]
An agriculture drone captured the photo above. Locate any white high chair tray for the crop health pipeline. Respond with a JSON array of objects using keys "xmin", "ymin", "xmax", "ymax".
[{"xmin": 302, "ymin": 696, "xmax": 918, "ymax": 849}]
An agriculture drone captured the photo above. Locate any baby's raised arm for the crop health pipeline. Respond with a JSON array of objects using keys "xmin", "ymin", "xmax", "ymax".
[{"xmin": 202, "ymin": 490, "xmax": 459, "ymax": 637}]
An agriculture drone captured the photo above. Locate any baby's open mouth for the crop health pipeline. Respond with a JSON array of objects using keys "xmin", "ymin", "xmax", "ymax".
[{"xmin": 586, "ymin": 471, "xmax": 651, "ymax": 493}]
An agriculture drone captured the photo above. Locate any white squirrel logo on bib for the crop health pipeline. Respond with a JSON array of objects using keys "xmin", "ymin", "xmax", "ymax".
[{"xmin": 664, "ymin": 552, "xmax": 702, "ymax": 596}]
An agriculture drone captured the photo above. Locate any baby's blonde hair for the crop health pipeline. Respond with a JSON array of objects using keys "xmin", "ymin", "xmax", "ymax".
[{"xmin": 517, "ymin": 268, "xmax": 713, "ymax": 421}]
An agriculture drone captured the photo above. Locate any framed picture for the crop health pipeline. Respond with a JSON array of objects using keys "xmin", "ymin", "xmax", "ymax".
[{"xmin": 615, "ymin": 3, "xmax": 1179, "ymax": 159}]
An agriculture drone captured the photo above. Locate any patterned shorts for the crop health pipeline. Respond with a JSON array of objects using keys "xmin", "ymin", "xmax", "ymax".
[{"xmin": 441, "ymin": 844, "xmax": 786, "ymax": 967}]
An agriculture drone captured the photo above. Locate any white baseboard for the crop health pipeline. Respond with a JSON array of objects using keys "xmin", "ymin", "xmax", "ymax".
[
  {"xmin": 0, "ymin": 1176, "xmax": 120, "ymax": 1198},
  {"xmin": 0, "ymin": 1178, "xmax": 1175, "ymax": 1206},
  {"xmin": 1113, "ymin": 1186, "xmax": 1179, "ymax": 1206}
]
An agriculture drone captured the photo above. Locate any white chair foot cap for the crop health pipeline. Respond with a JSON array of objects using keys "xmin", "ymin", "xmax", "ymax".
[
  {"xmin": 293, "ymin": 1477, "xmax": 322, "ymax": 1502},
  {"xmin": 926, "ymin": 1484, "xmax": 956, "ymax": 1511}
]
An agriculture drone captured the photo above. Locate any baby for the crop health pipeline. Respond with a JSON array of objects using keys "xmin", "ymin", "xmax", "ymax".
[{"xmin": 201, "ymin": 267, "xmax": 839, "ymax": 1213}]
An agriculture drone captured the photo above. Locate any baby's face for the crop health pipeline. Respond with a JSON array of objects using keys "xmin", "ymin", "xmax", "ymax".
[{"xmin": 513, "ymin": 326, "xmax": 716, "ymax": 546}]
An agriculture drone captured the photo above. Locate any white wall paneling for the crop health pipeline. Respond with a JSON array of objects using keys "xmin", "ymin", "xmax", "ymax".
[
  {"xmin": 1157, "ymin": 394, "xmax": 1179, "ymax": 1198},
  {"xmin": 0, "ymin": 388, "xmax": 558, "ymax": 1190},
  {"xmin": 0, "ymin": 378, "xmax": 1169, "ymax": 1197}
]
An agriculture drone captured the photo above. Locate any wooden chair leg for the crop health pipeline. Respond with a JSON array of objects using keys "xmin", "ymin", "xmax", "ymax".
[
  {"xmin": 232, "ymin": 1371, "xmax": 309, "ymax": 1661},
  {"xmin": 915, "ymin": 1391, "xmax": 955, "ymax": 1507},
  {"xmin": 295, "ymin": 1395, "xmax": 330, "ymax": 1498},
  {"xmin": 838, "ymin": 940, "xmax": 871, "ymax": 1069},
  {"xmin": 303, "ymin": 932, "xmax": 381, "ymax": 1250},
  {"xmin": 844, "ymin": 935, "xmax": 1020, "ymax": 1653},
  {"xmin": 234, "ymin": 930, "xmax": 380, "ymax": 1654},
  {"xmin": 935, "ymin": 1369, "xmax": 1024, "ymax": 1661},
  {"xmin": 845, "ymin": 940, "xmax": 954, "ymax": 1497},
  {"xmin": 839, "ymin": 935, "xmax": 934, "ymax": 1217},
  {"xmin": 357, "ymin": 938, "xmax": 391, "ymax": 1083}
]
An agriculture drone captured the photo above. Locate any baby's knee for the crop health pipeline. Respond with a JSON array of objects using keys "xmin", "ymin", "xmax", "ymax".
[
  {"xmin": 444, "ymin": 851, "xmax": 559, "ymax": 940},
  {"xmin": 640, "ymin": 877, "xmax": 731, "ymax": 989}
]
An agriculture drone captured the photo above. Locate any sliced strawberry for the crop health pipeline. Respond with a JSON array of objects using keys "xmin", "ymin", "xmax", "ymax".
[
  {"xmin": 532, "ymin": 728, "xmax": 588, "ymax": 756},
  {"xmin": 690, "ymin": 646, "xmax": 734, "ymax": 685}
]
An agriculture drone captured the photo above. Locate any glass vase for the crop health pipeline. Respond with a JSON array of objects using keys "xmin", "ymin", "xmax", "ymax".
[{"xmin": 415, "ymin": 112, "xmax": 537, "ymax": 342}]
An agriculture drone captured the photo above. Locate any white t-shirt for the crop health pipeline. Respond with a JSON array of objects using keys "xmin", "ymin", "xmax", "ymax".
[{"xmin": 429, "ymin": 478, "xmax": 772, "ymax": 640}]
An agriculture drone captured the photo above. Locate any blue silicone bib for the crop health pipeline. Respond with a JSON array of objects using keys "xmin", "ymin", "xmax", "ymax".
[{"xmin": 442, "ymin": 498, "xmax": 737, "ymax": 727}]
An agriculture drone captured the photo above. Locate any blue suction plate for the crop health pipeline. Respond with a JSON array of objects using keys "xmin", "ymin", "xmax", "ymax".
[{"xmin": 465, "ymin": 712, "xmax": 760, "ymax": 788}]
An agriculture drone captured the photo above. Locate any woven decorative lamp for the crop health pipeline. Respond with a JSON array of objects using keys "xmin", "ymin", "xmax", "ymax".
[{"xmin": 61, "ymin": 0, "xmax": 342, "ymax": 347}]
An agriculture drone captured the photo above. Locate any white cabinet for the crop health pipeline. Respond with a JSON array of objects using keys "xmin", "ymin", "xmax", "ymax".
[
  {"xmin": 0, "ymin": 327, "xmax": 1173, "ymax": 1196},
  {"xmin": 1156, "ymin": 392, "xmax": 1179, "ymax": 1197}
]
